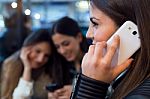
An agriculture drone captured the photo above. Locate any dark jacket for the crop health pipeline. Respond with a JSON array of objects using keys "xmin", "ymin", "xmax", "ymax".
[{"xmin": 71, "ymin": 74, "xmax": 150, "ymax": 99}]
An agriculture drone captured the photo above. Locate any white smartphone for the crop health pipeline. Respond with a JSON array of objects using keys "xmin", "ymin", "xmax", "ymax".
[{"xmin": 106, "ymin": 21, "xmax": 141, "ymax": 66}]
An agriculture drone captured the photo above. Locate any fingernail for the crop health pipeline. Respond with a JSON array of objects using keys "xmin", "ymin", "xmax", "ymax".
[
  {"xmin": 129, "ymin": 58, "xmax": 134, "ymax": 63},
  {"xmin": 114, "ymin": 35, "xmax": 119, "ymax": 39},
  {"xmin": 131, "ymin": 58, "xmax": 134, "ymax": 61}
]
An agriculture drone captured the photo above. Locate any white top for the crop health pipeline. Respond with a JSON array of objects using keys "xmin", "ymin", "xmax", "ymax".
[{"xmin": 13, "ymin": 78, "xmax": 34, "ymax": 99}]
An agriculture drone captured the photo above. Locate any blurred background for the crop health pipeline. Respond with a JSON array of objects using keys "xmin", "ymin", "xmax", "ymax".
[
  {"xmin": 0, "ymin": 0, "xmax": 89, "ymax": 35},
  {"xmin": 0, "ymin": 0, "xmax": 90, "ymax": 65}
]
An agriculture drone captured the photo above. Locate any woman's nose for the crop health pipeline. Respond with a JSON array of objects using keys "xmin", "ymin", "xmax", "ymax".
[
  {"xmin": 37, "ymin": 54, "xmax": 45, "ymax": 63},
  {"xmin": 59, "ymin": 46, "xmax": 66, "ymax": 54},
  {"xmin": 86, "ymin": 24, "xmax": 94, "ymax": 39}
]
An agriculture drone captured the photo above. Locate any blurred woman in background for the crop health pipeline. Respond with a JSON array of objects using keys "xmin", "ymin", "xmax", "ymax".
[
  {"xmin": 51, "ymin": 16, "xmax": 89, "ymax": 72},
  {"xmin": 48, "ymin": 16, "xmax": 89, "ymax": 99},
  {"xmin": 1, "ymin": 29, "xmax": 72, "ymax": 99}
]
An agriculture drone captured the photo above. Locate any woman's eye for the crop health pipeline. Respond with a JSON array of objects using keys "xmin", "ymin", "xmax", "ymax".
[
  {"xmin": 90, "ymin": 18, "xmax": 98, "ymax": 28},
  {"xmin": 35, "ymin": 49, "xmax": 41, "ymax": 54},
  {"xmin": 91, "ymin": 20, "xmax": 98, "ymax": 27},
  {"xmin": 62, "ymin": 41, "xmax": 70, "ymax": 46},
  {"xmin": 92, "ymin": 22, "xmax": 98, "ymax": 27}
]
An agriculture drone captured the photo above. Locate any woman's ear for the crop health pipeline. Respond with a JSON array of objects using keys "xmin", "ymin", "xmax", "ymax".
[{"xmin": 76, "ymin": 32, "xmax": 83, "ymax": 43}]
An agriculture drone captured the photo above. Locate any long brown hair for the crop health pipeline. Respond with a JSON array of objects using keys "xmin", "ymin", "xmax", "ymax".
[{"xmin": 90, "ymin": 0, "xmax": 150, "ymax": 98}]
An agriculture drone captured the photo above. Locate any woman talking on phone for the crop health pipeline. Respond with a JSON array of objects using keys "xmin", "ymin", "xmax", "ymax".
[{"xmin": 71, "ymin": 0, "xmax": 150, "ymax": 99}]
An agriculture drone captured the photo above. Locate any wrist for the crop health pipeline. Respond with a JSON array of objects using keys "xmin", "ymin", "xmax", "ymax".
[
  {"xmin": 71, "ymin": 73, "xmax": 110, "ymax": 99},
  {"xmin": 24, "ymin": 66, "xmax": 32, "ymax": 71},
  {"xmin": 23, "ymin": 66, "xmax": 32, "ymax": 81}
]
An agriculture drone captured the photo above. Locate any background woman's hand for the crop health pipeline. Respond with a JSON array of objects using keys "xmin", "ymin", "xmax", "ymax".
[
  {"xmin": 20, "ymin": 46, "xmax": 32, "ymax": 69},
  {"xmin": 20, "ymin": 46, "xmax": 32, "ymax": 81},
  {"xmin": 48, "ymin": 85, "xmax": 72, "ymax": 99},
  {"xmin": 82, "ymin": 35, "xmax": 133, "ymax": 83}
]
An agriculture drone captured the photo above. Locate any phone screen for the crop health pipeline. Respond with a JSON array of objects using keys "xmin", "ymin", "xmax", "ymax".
[{"xmin": 45, "ymin": 83, "xmax": 63, "ymax": 92}]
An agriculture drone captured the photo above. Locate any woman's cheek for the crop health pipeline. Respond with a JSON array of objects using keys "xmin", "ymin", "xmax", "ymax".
[{"xmin": 28, "ymin": 51, "xmax": 34, "ymax": 61}]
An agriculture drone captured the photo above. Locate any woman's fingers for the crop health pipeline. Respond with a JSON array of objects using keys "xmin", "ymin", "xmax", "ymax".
[
  {"xmin": 57, "ymin": 96, "xmax": 69, "ymax": 99},
  {"xmin": 113, "ymin": 58, "xmax": 133, "ymax": 78},
  {"xmin": 55, "ymin": 88, "xmax": 66, "ymax": 96},
  {"xmin": 88, "ymin": 45, "xmax": 95, "ymax": 56},
  {"xmin": 82, "ymin": 45, "xmax": 95, "ymax": 66},
  {"xmin": 20, "ymin": 46, "xmax": 33, "ymax": 68},
  {"xmin": 82, "ymin": 35, "xmax": 128, "ymax": 83},
  {"xmin": 104, "ymin": 35, "xmax": 120, "ymax": 63},
  {"xmin": 51, "ymin": 85, "xmax": 72, "ymax": 99},
  {"xmin": 20, "ymin": 47, "xmax": 32, "ymax": 59},
  {"xmin": 94, "ymin": 41, "xmax": 107, "ymax": 60},
  {"xmin": 48, "ymin": 92, "xmax": 57, "ymax": 99}
]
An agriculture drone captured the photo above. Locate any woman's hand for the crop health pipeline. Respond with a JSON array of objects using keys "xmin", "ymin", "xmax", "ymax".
[
  {"xmin": 20, "ymin": 46, "xmax": 32, "ymax": 81},
  {"xmin": 20, "ymin": 46, "xmax": 33, "ymax": 69},
  {"xmin": 48, "ymin": 85, "xmax": 72, "ymax": 99},
  {"xmin": 82, "ymin": 35, "xmax": 133, "ymax": 83}
]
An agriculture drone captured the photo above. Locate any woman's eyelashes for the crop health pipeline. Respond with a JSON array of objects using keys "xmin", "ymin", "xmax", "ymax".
[
  {"xmin": 35, "ymin": 49, "xmax": 41, "ymax": 54},
  {"xmin": 55, "ymin": 41, "xmax": 70, "ymax": 49},
  {"xmin": 90, "ymin": 18, "xmax": 98, "ymax": 28},
  {"xmin": 62, "ymin": 41, "xmax": 70, "ymax": 46}
]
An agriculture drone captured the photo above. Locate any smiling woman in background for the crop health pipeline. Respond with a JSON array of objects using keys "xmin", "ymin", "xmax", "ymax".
[
  {"xmin": 1, "ymin": 29, "xmax": 72, "ymax": 99},
  {"xmin": 48, "ymin": 16, "xmax": 89, "ymax": 99},
  {"xmin": 51, "ymin": 16, "xmax": 89, "ymax": 72}
]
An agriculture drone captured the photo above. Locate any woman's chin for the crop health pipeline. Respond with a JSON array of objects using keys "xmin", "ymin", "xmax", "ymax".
[
  {"xmin": 31, "ymin": 65, "xmax": 42, "ymax": 69},
  {"xmin": 66, "ymin": 57, "xmax": 75, "ymax": 62}
]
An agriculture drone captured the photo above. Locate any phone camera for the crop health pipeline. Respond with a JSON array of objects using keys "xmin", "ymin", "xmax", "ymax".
[{"xmin": 132, "ymin": 31, "xmax": 137, "ymax": 35}]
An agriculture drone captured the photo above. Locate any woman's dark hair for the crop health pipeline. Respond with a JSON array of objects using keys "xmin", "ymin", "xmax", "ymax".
[
  {"xmin": 91, "ymin": 0, "xmax": 150, "ymax": 98},
  {"xmin": 51, "ymin": 16, "xmax": 89, "ymax": 53},
  {"xmin": 23, "ymin": 29, "xmax": 51, "ymax": 47},
  {"xmin": 23, "ymin": 29, "xmax": 72, "ymax": 85}
]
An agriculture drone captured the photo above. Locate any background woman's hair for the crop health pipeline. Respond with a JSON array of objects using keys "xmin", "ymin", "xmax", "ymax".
[
  {"xmin": 91, "ymin": 0, "xmax": 150, "ymax": 98},
  {"xmin": 23, "ymin": 29, "xmax": 52, "ymax": 47},
  {"xmin": 51, "ymin": 16, "xmax": 89, "ymax": 53},
  {"xmin": 51, "ymin": 16, "xmax": 81, "ymax": 37}
]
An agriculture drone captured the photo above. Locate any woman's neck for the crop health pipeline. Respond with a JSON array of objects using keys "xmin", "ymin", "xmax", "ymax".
[{"xmin": 32, "ymin": 66, "xmax": 45, "ymax": 80}]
